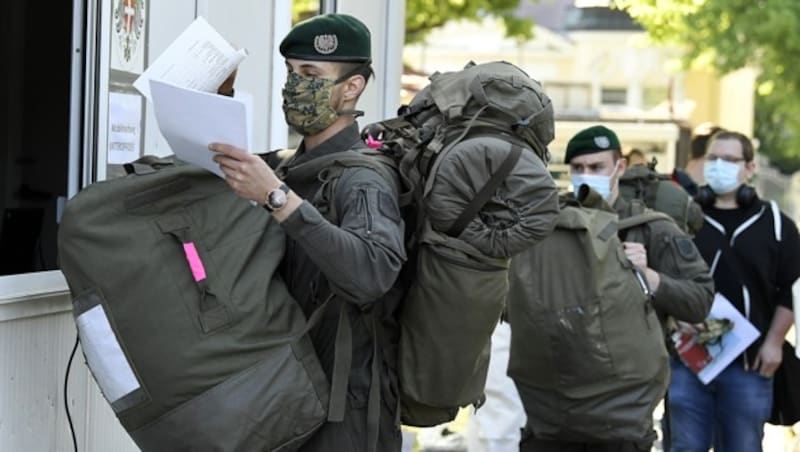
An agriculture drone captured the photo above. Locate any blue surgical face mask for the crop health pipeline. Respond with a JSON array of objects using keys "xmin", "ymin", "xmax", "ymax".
[
  {"xmin": 571, "ymin": 162, "xmax": 620, "ymax": 200},
  {"xmin": 704, "ymin": 159, "xmax": 741, "ymax": 194}
]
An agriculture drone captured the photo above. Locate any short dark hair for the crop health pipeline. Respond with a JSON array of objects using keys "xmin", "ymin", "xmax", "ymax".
[
  {"xmin": 338, "ymin": 61, "xmax": 374, "ymax": 90},
  {"xmin": 690, "ymin": 125, "xmax": 725, "ymax": 159},
  {"xmin": 708, "ymin": 130, "xmax": 755, "ymax": 162},
  {"xmin": 626, "ymin": 148, "xmax": 645, "ymax": 160}
]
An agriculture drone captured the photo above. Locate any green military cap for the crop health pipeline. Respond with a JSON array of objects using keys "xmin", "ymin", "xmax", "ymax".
[
  {"xmin": 280, "ymin": 13, "xmax": 371, "ymax": 63},
  {"xmin": 564, "ymin": 125, "xmax": 621, "ymax": 163}
]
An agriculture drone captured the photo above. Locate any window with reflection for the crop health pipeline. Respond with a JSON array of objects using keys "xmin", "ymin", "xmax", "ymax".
[{"xmin": 0, "ymin": 0, "xmax": 73, "ymax": 275}]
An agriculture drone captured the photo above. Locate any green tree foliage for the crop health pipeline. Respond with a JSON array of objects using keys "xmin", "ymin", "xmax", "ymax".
[
  {"xmin": 405, "ymin": 0, "xmax": 532, "ymax": 44},
  {"xmin": 291, "ymin": 0, "xmax": 533, "ymax": 44},
  {"xmin": 616, "ymin": 0, "xmax": 800, "ymax": 173}
]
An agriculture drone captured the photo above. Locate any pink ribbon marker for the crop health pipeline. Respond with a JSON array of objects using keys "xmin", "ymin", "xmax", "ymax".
[
  {"xmin": 182, "ymin": 242, "xmax": 207, "ymax": 282},
  {"xmin": 365, "ymin": 134, "xmax": 383, "ymax": 149}
]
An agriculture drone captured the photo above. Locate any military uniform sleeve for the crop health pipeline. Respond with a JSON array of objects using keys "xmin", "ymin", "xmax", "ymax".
[
  {"xmin": 280, "ymin": 167, "xmax": 406, "ymax": 306},
  {"xmin": 648, "ymin": 220, "xmax": 715, "ymax": 323},
  {"xmin": 775, "ymin": 212, "xmax": 800, "ymax": 310}
]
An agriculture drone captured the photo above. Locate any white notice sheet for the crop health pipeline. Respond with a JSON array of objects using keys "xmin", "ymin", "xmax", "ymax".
[
  {"xmin": 149, "ymin": 79, "xmax": 249, "ymax": 178},
  {"xmin": 134, "ymin": 16, "xmax": 247, "ymax": 100},
  {"xmin": 107, "ymin": 92, "xmax": 142, "ymax": 164}
]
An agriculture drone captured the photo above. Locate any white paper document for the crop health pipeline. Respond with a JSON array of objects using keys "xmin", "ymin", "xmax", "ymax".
[
  {"xmin": 149, "ymin": 79, "xmax": 248, "ymax": 178},
  {"xmin": 133, "ymin": 16, "xmax": 247, "ymax": 99},
  {"xmin": 697, "ymin": 292, "xmax": 761, "ymax": 384}
]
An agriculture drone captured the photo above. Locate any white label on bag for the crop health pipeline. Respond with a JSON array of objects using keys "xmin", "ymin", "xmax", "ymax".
[{"xmin": 76, "ymin": 305, "xmax": 140, "ymax": 403}]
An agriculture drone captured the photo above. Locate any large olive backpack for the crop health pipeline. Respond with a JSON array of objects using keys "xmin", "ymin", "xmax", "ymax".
[
  {"xmin": 619, "ymin": 162, "xmax": 704, "ymax": 234},
  {"xmin": 280, "ymin": 60, "xmax": 559, "ymax": 427},
  {"xmin": 507, "ymin": 188, "xmax": 670, "ymax": 441},
  {"xmin": 58, "ymin": 157, "xmax": 329, "ymax": 452}
]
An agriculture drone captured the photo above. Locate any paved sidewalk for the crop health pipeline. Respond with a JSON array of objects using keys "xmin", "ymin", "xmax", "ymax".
[{"xmin": 405, "ymin": 405, "xmax": 800, "ymax": 452}]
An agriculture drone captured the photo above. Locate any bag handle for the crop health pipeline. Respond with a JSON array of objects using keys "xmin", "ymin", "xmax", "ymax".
[
  {"xmin": 156, "ymin": 211, "xmax": 232, "ymax": 333},
  {"xmin": 123, "ymin": 155, "xmax": 176, "ymax": 175},
  {"xmin": 466, "ymin": 74, "xmax": 539, "ymax": 131}
]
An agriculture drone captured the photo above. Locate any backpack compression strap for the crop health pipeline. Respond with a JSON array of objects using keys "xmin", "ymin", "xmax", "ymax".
[{"xmin": 446, "ymin": 143, "xmax": 523, "ymax": 237}]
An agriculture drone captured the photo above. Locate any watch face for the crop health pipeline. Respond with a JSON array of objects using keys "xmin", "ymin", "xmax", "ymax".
[{"xmin": 269, "ymin": 189, "xmax": 288, "ymax": 209}]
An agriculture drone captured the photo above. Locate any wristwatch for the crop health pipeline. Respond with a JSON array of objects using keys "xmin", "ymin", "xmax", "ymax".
[{"xmin": 263, "ymin": 183, "xmax": 290, "ymax": 212}]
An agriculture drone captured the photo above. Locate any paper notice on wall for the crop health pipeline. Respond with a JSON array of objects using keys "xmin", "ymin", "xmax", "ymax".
[
  {"xmin": 133, "ymin": 16, "xmax": 247, "ymax": 100},
  {"xmin": 107, "ymin": 92, "xmax": 142, "ymax": 164}
]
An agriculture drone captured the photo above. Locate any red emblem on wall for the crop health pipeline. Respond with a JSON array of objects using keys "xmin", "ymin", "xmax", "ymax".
[{"xmin": 113, "ymin": 0, "xmax": 145, "ymax": 63}]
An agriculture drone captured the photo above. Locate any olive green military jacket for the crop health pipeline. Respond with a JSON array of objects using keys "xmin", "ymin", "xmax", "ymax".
[
  {"xmin": 271, "ymin": 123, "xmax": 406, "ymax": 412},
  {"xmin": 614, "ymin": 197, "xmax": 714, "ymax": 328}
]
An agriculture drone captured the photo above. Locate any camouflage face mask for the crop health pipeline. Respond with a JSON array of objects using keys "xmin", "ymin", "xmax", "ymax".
[{"xmin": 281, "ymin": 72, "xmax": 341, "ymax": 137}]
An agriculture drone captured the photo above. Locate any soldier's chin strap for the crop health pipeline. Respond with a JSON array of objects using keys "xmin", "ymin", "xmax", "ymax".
[
  {"xmin": 334, "ymin": 61, "xmax": 371, "ymax": 119},
  {"xmin": 337, "ymin": 109, "xmax": 365, "ymax": 118}
]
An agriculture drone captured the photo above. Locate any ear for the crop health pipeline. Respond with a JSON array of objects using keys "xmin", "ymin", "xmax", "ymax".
[
  {"xmin": 616, "ymin": 156, "xmax": 628, "ymax": 178},
  {"xmin": 744, "ymin": 159, "xmax": 756, "ymax": 182},
  {"xmin": 341, "ymin": 74, "xmax": 366, "ymax": 101}
]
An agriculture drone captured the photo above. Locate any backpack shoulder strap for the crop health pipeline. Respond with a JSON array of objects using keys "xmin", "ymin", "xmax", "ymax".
[
  {"xmin": 618, "ymin": 211, "xmax": 674, "ymax": 232},
  {"xmin": 618, "ymin": 203, "xmax": 674, "ymax": 244},
  {"xmin": 289, "ymin": 150, "xmax": 401, "ymax": 225}
]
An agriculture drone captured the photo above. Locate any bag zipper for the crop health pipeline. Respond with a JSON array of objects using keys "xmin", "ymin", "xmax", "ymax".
[
  {"xmin": 633, "ymin": 269, "xmax": 654, "ymax": 329},
  {"xmin": 360, "ymin": 188, "xmax": 373, "ymax": 235}
]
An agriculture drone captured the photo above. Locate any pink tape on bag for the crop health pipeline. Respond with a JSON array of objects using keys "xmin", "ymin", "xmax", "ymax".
[
  {"xmin": 365, "ymin": 134, "xmax": 383, "ymax": 149},
  {"xmin": 182, "ymin": 242, "xmax": 207, "ymax": 282}
]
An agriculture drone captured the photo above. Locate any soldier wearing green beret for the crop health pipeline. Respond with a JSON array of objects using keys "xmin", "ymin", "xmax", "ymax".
[
  {"xmin": 210, "ymin": 13, "xmax": 405, "ymax": 452},
  {"xmin": 517, "ymin": 125, "xmax": 714, "ymax": 452}
]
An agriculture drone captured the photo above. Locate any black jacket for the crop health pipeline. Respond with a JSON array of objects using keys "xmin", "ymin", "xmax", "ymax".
[{"xmin": 693, "ymin": 196, "xmax": 800, "ymax": 365}]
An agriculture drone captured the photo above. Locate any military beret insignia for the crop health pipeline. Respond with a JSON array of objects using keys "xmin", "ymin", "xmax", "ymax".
[
  {"xmin": 594, "ymin": 136, "xmax": 611, "ymax": 149},
  {"xmin": 314, "ymin": 34, "xmax": 338, "ymax": 55}
]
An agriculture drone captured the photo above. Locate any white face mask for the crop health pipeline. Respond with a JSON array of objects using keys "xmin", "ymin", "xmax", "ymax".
[
  {"xmin": 571, "ymin": 161, "xmax": 620, "ymax": 200},
  {"xmin": 704, "ymin": 159, "xmax": 741, "ymax": 194}
]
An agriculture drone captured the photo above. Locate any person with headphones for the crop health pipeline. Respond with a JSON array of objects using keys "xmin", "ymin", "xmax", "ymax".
[{"xmin": 667, "ymin": 130, "xmax": 800, "ymax": 452}]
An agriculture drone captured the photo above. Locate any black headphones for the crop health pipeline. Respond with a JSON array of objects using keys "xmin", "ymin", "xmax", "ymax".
[{"xmin": 695, "ymin": 184, "xmax": 757, "ymax": 208}]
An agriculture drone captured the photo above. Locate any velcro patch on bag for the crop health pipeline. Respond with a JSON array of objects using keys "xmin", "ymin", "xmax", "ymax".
[{"xmin": 75, "ymin": 298, "xmax": 141, "ymax": 407}]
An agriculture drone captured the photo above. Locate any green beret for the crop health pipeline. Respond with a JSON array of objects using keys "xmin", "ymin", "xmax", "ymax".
[
  {"xmin": 564, "ymin": 125, "xmax": 621, "ymax": 163},
  {"xmin": 280, "ymin": 14, "xmax": 371, "ymax": 63}
]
